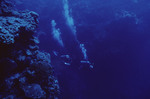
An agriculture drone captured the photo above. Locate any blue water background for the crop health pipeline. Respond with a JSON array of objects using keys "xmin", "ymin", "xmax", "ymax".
[{"xmin": 12, "ymin": 0, "xmax": 150, "ymax": 98}]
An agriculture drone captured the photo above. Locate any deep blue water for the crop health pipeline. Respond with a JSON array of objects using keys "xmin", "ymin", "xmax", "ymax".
[{"xmin": 13, "ymin": 0, "xmax": 150, "ymax": 98}]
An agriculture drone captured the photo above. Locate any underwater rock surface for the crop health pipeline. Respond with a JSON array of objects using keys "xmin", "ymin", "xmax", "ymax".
[{"xmin": 0, "ymin": 0, "xmax": 59, "ymax": 98}]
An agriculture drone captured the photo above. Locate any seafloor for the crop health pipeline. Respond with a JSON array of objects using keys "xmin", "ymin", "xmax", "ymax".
[{"xmin": 0, "ymin": 0, "xmax": 59, "ymax": 98}]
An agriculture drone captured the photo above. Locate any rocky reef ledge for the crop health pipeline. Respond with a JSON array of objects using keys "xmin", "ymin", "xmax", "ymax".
[{"xmin": 0, "ymin": 0, "xmax": 59, "ymax": 98}]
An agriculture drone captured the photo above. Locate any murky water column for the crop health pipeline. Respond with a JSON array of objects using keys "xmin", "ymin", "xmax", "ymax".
[{"xmin": 62, "ymin": 0, "xmax": 93, "ymax": 69}]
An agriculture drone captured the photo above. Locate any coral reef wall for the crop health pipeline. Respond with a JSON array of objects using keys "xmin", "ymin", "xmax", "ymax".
[{"xmin": 0, "ymin": 0, "xmax": 59, "ymax": 98}]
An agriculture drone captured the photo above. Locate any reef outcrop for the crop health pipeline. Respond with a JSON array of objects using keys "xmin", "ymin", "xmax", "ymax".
[{"xmin": 0, "ymin": 0, "xmax": 59, "ymax": 98}]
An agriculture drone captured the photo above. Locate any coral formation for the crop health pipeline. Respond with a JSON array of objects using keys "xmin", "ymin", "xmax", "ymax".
[{"xmin": 0, "ymin": 0, "xmax": 59, "ymax": 98}]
